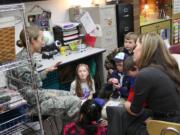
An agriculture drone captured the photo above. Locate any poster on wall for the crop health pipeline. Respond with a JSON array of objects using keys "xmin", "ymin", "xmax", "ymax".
[
  {"xmin": 173, "ymin": 0, "xmax": 180, "ymax": 14},
  {"xmin": 172, "ymin": 19, "xmax": 180, "ymax": 44}
]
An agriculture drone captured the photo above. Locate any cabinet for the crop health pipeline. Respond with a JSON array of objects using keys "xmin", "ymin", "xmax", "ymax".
[
  {"xmin": 0, "ymin": 4, "xmax": 44, "ymax": 135},
  {"xmin": 141, "ymin": 19, "xmax": 171, "ymax": 43},
  {"xmin": 116, "ymin": 3, "xmax": 134, "ymax": 47}
]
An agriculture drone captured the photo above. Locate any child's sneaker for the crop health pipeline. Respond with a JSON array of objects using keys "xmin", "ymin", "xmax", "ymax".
[{"xmin": 110, "ymin": 90, "xmax": 120, "ymax": 99}]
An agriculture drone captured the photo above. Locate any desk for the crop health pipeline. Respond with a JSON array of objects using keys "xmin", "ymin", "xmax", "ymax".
[
  {"xmin": 37, "ymin": 47, "xmax": 106, "ymax": 71},
  {"xmin": 37, "ymin": 47, "xmax": 106, "ymax": 91}
]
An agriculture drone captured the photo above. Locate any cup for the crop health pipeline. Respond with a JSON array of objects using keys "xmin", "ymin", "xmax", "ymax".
[{"xmin": 60, "ymin": 47, "xmax": 65, "ymax": 55}]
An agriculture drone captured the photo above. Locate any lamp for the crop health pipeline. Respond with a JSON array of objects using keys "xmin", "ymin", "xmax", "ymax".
[
  {"xmin": 144, "ymin": 3, "xmax": 149, "ymax": 10},
  {"xmin": 144, "ymin": 0, "xmax": 149, "ymax": 21}
]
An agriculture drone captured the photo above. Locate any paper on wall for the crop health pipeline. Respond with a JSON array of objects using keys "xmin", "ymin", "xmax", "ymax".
[
  {"xmin": 89, "ymin": 24, "xmax": 103, "ymax": 37},
  {"xmin": 80, "ymin": 12, "xmax": 96, "ymax": 34},
  {"xmin": 0, "ymin": 72, "xmax": 7, "ymax": 88},
  {"xmin": 173, "ymin": 0, "xmax": 180, "ymax": 14}
]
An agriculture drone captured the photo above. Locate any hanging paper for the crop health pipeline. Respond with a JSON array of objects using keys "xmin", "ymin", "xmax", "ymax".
[{"xmin": 80, "ymin": 12, "xmax": 96, "ymax": 34}]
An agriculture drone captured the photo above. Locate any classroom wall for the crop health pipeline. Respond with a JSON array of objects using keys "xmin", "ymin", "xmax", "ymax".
[
  {"xmin": 25, "ymin": 0, "xmax": 105, "ymax": 24},
  {"xmin": 14, "ymin": 0, "xmax": 105, "ymax": 52},
  {"xmin": 0, "ymin": 0, "xmax": 105, "ymax": 88}
]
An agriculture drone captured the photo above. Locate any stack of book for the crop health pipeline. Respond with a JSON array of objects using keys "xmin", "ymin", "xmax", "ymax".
[{"xmin": 53, "ymin": 22, "xmax": 81, "ymax": 46}]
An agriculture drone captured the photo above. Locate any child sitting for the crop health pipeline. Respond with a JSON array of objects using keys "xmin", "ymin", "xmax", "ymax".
[
  {"xmin": 105, "ymin": 32, "xmax": 138, "ymax": 76},
  {"xmin": 101, "ymin": 56, "xmax": 139, "ymax": 119},
  {"xmin": 124, "ymin": 56, "xmax": 147, "ymax": 107},
  {"xmin": 123, "ymin": 56, "xmax": 149, "ymax": 121},
  {"xmin": 123, "ymin": 56, "xmax": 139, "ymax": 102},
  {"xmin": 105, "ymin": 52, "xmax": 131, "ymax": 99},
  {"xmin": 70, "ymin": 64, "xmax": 95, "ymax": 103}
]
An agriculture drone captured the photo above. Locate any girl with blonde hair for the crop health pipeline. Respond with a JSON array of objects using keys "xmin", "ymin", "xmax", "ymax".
[{"xmin": 70, "ymin": 64, "xmax": 95, "ymax": 103}]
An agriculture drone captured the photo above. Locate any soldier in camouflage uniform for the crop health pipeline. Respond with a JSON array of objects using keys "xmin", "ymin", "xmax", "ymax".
[{"xmin": 8, "ymin": 26, "xmax": 81, "ymax": 120}]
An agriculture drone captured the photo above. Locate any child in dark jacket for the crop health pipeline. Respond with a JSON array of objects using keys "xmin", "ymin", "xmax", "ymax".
[{"xmin": 105, "ymin": 52, "xmax": 131, "ymax": 99}]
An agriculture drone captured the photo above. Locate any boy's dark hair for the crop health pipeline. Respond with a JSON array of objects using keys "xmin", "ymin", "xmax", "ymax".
[
  {"xmin": 124, "ymin": 32, "xmax": 138, "ymax": 43},
  {"xmin": 78, "ymin": 99, "xmax": 102, "ymax": 135},
  {"xmin": 123, "ymin": 56, "xmax": 136, "ymax": 73}
]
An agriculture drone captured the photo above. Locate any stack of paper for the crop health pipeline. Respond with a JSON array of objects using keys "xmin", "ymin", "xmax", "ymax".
[{"xmin": 59, "ymin": 22, "xmax": 80, "ymax": 45}]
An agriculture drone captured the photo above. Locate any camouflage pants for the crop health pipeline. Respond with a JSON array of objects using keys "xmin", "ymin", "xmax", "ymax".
[{"xmin": 21, "ymin": 89, "xmax": 81, "ymax": 119}]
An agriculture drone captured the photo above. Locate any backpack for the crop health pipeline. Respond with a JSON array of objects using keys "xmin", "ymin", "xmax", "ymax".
[{"xmin": 63, "ymin": 122, "xmax": 107, "ymax": 135}]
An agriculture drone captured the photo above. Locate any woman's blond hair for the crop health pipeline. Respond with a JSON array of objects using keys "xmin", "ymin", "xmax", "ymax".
[
  {"xmin": 17, "ymin": 25, "xmax": 40, "ymax": 48},
  {"xmin": 138, "ymin": 32, "xmax": 180, "ymax": 93}
]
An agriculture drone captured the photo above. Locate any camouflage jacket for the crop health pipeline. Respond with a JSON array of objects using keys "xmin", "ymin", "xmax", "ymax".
[
  {"xmin": 12, "ymin": 48, "xmax": 47, "ymax": 89},
  {"xmin": 7, "ymin": 49, "xmax": 81, "ymax": 118}
]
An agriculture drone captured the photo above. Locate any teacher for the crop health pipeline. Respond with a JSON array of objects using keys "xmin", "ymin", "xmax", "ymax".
[{"xmin": 125, "ymin": 32, "xmax": 180, "ymax": 135}]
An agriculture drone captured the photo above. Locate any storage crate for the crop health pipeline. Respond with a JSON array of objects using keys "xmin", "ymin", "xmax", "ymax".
[
  {"xmin": 0, "ymin": 104, "xmax": 29, "ymax": 132},
  {"xmin": 0, "ymin": 27, "xmax": 15, "ymax": 63}
]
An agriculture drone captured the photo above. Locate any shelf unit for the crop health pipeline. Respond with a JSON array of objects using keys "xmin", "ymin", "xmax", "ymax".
[
  {"xmin": 0, "ymin": 4, "xmax": 44, "ymax": 135},
  {"xmin": 171, "ymin": 0, "xmax": 180, "ymax": 45},
  {"xmin": 140, "ymin": 19, "xmax": 171, "ymax": 42},
  {"xmin": 139, "ymin": 0, "xmax": 180, "ymax": 45}
]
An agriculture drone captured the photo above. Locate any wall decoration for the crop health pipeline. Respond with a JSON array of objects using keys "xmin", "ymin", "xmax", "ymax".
[{"xmin": 27, "ymin": 5, "xmax": 52, "ymax": 31}]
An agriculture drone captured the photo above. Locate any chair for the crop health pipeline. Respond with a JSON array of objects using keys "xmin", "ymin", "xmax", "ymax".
[
  {"xmin": 147, "ymin": 120, "xmax": 180, "ymax": 135},
  {"xmin": 169, "ymin": 45, "xmax": 180, "ymax": 54}
]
